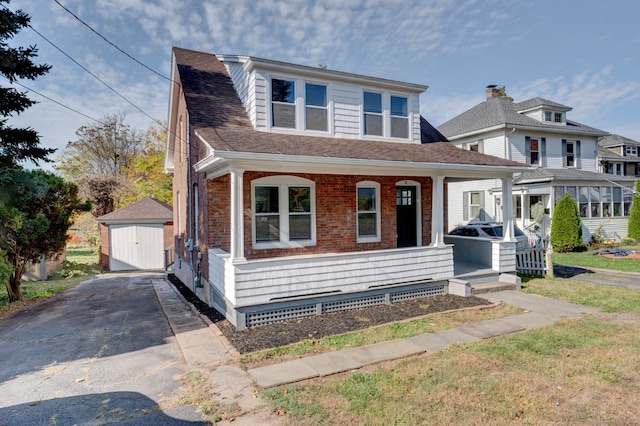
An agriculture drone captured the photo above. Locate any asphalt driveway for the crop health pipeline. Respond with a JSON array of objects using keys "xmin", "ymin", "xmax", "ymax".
[
  {"xmin": 0, "ymin": 272, "xmax": 207, "ymax": 425},
  {"xmin": 554, "ymin": 264, "xmax": 640, "ymax": 290}
]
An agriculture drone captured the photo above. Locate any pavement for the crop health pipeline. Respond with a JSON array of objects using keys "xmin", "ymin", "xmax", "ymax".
[{"xmin": 1, "ymin": 266, "xmax": 637, "ymax": 424}]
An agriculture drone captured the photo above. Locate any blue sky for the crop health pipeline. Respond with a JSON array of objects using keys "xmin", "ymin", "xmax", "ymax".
[{"xmin": 8, "ymin": 0, "xmax": 640, "ymax": 169}]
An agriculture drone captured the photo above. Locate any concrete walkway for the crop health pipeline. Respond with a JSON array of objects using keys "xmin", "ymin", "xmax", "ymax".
[{"xmin": 246, "ymin": 291, "xmax": 601, "ymax": 388}]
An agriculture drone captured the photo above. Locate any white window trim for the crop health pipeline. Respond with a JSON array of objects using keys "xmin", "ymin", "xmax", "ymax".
[
  {"xmin": 251, "ymin": 176, "xmax": 316, "ymax": 249},
  {"xmin": 361, "ymin": 89, "xmax": 414, "ymax": 142},
  {"xmin": 268, "ymin": 75, "xmax": 333, "ymax": 136},
  {"xmin": 356, "ymin": 181, "xmax": 381, "ymax": 243}
]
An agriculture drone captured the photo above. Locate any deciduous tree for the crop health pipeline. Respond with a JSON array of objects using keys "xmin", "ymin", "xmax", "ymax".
[{"xmin": 0, "ymin": 168, "xmax": 89, "ymax": 302}]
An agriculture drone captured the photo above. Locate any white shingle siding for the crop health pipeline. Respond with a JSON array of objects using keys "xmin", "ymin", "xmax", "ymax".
[
  {"xmin": 225, "ymin": 62, "xmax": 256, "ymax": 125},
  {"xmin": 333, "ymin": 83, "xmax": 360, "ymax": 138},
  {"xmin": 253, "ymin": 71, "xmax": 268, "ymax": 129}
]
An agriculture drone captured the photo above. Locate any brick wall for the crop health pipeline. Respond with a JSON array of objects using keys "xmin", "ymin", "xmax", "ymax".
[
  {"xmin": 99, "ymin": 222, "xmax": 110, "ymax": 270},
  {"xmin": 218, "ymin": 172, "xmax": 435, "ymax": 260}
]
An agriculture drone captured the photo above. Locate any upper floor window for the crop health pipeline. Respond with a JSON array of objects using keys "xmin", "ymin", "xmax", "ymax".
[
  {"xmin": 625, "ymin": 146, "xmax": 638, "ymax": 156},
  {"xmin": 544, "ymin": 111, "xmax": 552, "ymax": 122},
  {"xmin": 607, "ymin": 163, "xmax": 623, "ymax": 175},
  {"xmin": 554, "ymin": 112, "xmax": 562, "ymax": 123},
  {"xmin": 390, "ymin": 96, "xmax": 408, "ymax": 138},
  {"xmin": 272, "ymin": 79, "xmax": 296, "ymax": 128},
  {"xmin": 253, "ymin": 176, "xmax": 316, "ymax": 248},
  {"xmin": 305, "ymin": 83, "xmax": 327, "ymax": 131},
  {"xmin": 363, "ymin": 92, "xmax": 383, "ymax": 136},
  {"xmin": 562, "ymin": 139, "xmax": 580, "ymax": 168},
  {"xmin": 525, "ymin": 136, "xmax": 545, "ymax": 166},
  {"xmin": 356, "ymin": 181, "xmax": 380, "ymax": 243}
]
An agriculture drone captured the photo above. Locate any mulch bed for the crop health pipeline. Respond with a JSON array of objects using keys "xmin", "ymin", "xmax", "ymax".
[{"xmin": 167, "ymin": 274, "xmax": 492, "ymax": 354}]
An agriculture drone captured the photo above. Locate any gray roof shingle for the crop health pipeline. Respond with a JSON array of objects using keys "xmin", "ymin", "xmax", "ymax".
[
  {"xmin": 437, "ymin": 97, "xmax": 607, "ymax": 138},
  {"xmin": 513, "ymin": 168, "xmax": 636, "ymax": 184},
  {"xmin": 173, "ymin": 47, "xmax": 524, "ymax": 169},
  {"xmin": 98, "ymin": 197, "xmax": 173, "ymax": 222}
]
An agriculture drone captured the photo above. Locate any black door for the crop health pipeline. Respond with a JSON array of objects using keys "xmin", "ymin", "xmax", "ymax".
[{"xmin": 396, "ymin": 186, "xmax": 417, "ymax": 247}]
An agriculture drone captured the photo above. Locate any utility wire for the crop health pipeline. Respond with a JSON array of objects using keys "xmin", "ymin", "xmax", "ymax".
[
  {"xmin": 54, "ymin": 0, "xmax": 173, "ymax": 83},
  {"xmin": 3, "ymin": 76, "xmax": 101, "ymax": 124}
]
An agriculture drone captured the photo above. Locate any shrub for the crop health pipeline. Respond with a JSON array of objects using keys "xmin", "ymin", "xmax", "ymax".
[
  {"xmin": 628, "ymin": 180, "xmax": 640, "ymax": 240},
  {"xmin": 550, "ymin": 193, "xmax": 585, "ymax": 253}
]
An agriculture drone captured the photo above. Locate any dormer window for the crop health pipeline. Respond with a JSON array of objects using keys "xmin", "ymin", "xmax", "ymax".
[
  {"xmin": 272, "ymin": 78, "xmax": 296, "ymax": 128},
  {"xmin": 391, "ymin": 96, "xmax": 408, "ymax": 138},
  {"xmin": 364, "ymin": 92, "xmax": 383, "ymax": 136},
  {"xmin": 625, "ymin": 146, "xmax": 638, "ymax": 156},
  {"xmin": 305, "ymin": 83, "xmax": 327, "ymax": 131},
  {"xmin": 544, "ymin": 111, "xmax": 563, "ymax": 123}
]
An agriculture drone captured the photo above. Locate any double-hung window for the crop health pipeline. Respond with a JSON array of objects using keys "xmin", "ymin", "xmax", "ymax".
[
  {"xmin": 544, "ymin": 111, "xmax": 552, "ymax": 122},
  {"xmin": 363, "ymin": 92, "xmax": 383, "ymax": 136},
  {"xmin": 253, "ymin": 176, "xmax": 315, "ymax": 248},
  {"xmin": 554, "ymin": 112, "xmax": 562, "ymax": 123},
  {"xmin": 562, "ymin": 139, "xmax": 580, "ymax": 168},
  {"xmin": 271, "ymin": 78, "xmax": 296, "ymax": 128},
  {"xmin": 530, "ymin": 138, "xmax": 539, "ymax": 165},
  {"xmin": 305, "ymin": 83, "xmax": 327, "ymax": 131},
  {"xmin": 356, "ymin": 181, "xmax": 380, "ymax": 243},
  {"xmin": 390, "ymin": 96, "xmax": 408, "ymax": 138}
]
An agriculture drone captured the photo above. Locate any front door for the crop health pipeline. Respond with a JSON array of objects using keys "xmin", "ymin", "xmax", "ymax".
[{"xmin": 396, "ymin": 186, "xmax": 417, "ymax": 247}]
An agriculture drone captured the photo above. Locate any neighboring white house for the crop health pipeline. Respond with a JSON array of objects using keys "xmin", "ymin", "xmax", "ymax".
[
  {"xmin": 438, "ymin": 86, "xmax": 637, "ymax": 244},
  {"xmin": 597, "ymin": 134, "xmax": 640, "ymax": 178}
]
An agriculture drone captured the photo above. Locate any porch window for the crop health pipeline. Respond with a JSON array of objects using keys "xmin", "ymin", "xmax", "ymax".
[
  {"xmin": 252, "ymin": 176, "xmax": 316, "ymax": 248},
  {"xmin": 390, "ymin": 96, "xmax": 408, "ymax": 138},
  {"xmin": 357, "ymin": 181, "xmax": 380, "ymax": 242},
  {"xmin": 363, "ymin": 92, "xmax": 383, "ymax": 136},
  {"xmin": 578, "ymin": 187, "xmax": 589, "ymax": 218},
  {"xmin": 602, "ymin": 187, "xmax": 612, "ymax": 217},
  {"xmin": 613, "ymin": 187, "xmax": 623, "ymax": 216},
  {"xmin": 272, "ymin": 78, "xmax": 296, "ymax": 128},
  {"xmin": 305, "ymin": 83, "xmax": 327, "ymax": 131},
  {"xmin": 590, "ymin": 186, "xmax": 600, "ymax": 217}
]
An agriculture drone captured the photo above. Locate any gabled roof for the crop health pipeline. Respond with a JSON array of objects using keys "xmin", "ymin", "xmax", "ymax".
[
  {"xmin": 437, "ymin": 96, "xmax": 607, "ymax": 139},
  {"xmin": 598, "ymin": 134, "xmax": 640, "ymax": 148},
  {"xmin": 98, "ymin": 197, "xmax": 173, "ymax": 223},
  {"xmin": 513, "ymin": 168, "xmax": 636, "ymax": 185},
  {"xmin": 170, "ymin": 47, "xmax": 525, "ymax": 174}
]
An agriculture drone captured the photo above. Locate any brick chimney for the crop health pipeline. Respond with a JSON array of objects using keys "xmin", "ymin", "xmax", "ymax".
[{"xmin": 486, "ymin": 85, "xmax": 500, "ymax": 99}]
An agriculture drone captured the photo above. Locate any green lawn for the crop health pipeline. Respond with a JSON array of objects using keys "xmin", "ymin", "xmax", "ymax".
[
  {"xmin": 552, "ymin": 245, "xmax": 640, "ymax": 273},
  {"xmin": 1, "ymin": 246, "xmax": 100, "ymax": 318}
]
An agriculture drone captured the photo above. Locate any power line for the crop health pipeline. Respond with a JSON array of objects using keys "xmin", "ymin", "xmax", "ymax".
[
  {"xmin": 2, "ymin": 76, "xmax": 101, "ymax": 124},
  {"xmin": 54, "ymin": 0, "xmax": 173, "ymax": 83}
]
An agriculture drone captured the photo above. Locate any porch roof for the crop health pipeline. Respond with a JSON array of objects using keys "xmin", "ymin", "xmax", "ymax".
[
  {"xmin": 513, "ymin": 168, "xmax": 637, "ymax": 185},
  {"xmin": 171, "ymin": 47, "xmax": 527, "ymax": 178}
]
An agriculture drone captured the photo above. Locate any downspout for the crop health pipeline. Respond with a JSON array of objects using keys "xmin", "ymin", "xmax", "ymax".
[
  {"xmin": 505, "ymin": 127, "xmax": 516, "ymax": 160},
  {"xmin": 186, "ymin": 117, "xmax": 196, "ymax": 289}
]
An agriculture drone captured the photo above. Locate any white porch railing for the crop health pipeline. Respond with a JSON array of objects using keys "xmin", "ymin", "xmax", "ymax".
[{"xmin": 209, "ymin": 245, "xmax": 454, "ymax": 307}]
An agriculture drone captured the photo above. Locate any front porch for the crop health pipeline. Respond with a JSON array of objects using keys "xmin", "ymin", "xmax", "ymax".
[{"xmin": 207, "ymin": 239, "xmax": 519, "ymax": 329}]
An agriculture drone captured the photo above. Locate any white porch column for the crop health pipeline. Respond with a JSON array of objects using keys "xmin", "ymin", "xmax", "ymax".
[
  {"xmin": 230, "ymin": 169, "xmax": 246, "ymax": 262},
  {"xmin": 430, "ymin": 175, "xmax": 445, "ymax": 247},
  {"xmin": 501, "ymin": 176, "xmax": 515, "ymax": 241}
]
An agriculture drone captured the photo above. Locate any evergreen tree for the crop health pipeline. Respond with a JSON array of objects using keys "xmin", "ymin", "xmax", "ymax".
[
  {"xmin": 550, "ymin": 193, "xmax": 585, "ymax": 252},
  {"xmin": 627, "ymin": 180, "xmax": 640, "ymax": 241},
  {"xmin": 0, "ymin": 1, "xmax": 53, "ymax": 169}
]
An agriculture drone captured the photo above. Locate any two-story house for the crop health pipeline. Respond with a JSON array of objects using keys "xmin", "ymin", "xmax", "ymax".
[
  {"xmin": 598, "ymin": 134, "xmax": 640, "ymax": 178},
  {"xmin": 165, "ymin": 48, "xmax": 528, "ymax": 330},
  {"xmin": 438, "ymin": 86, "xmax": 637, "ymax": 244}
]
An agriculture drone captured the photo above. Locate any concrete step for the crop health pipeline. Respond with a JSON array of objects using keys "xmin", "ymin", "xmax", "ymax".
[{"xmin": 471, "ymin": 281, "xmax": 516, "ymax": 295}]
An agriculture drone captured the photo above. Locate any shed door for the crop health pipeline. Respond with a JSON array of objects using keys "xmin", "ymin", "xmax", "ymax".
[{"xmin": 109, "ymin": 224, "xmax": 164, "ymax": 271}]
